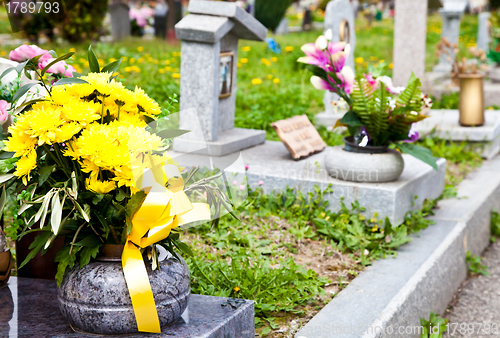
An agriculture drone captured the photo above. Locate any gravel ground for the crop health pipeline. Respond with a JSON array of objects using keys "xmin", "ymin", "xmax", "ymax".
[{"xmin": 443, "ymin": 240, "xmax": 500, "ymax": 337}]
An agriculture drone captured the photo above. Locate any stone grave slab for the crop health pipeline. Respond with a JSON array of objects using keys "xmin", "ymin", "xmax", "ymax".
[
  {"xmin": 170, "ymin": 141, "xmax": 446, "ymax": 225},
  {"xmin": 415, "ymin": 109, "xmax": 500, "ymax": 160},
  {"xmin": 0, "ymin": 277, "xmax": 255, "ymax": 337}
]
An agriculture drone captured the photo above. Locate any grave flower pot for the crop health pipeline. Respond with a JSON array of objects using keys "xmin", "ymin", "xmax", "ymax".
[
  {"xmin": 324, "ymin": 136, "xmax": 404, "ymax": 183},
  {"xmin": 0, "ymin": 229, "xmax": 13, "ymax": 287},
  {"xmin": 459, "ymin": 73, "xmax": 485, "ymax": 127},
  {"xmin": 57, "ymin": 244, "xmax": 190, "ymax": 335}
]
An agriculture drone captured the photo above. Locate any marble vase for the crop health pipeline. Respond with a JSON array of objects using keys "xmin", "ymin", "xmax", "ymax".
[{"xmin": 57, "ymin": 251, "xmax": 190, "ymax": 334}]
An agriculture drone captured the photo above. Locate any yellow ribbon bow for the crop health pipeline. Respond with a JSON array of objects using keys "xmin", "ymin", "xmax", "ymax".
[{"xmin": 122, "ymin": 163, "xmax": 211, "ymax": 333}]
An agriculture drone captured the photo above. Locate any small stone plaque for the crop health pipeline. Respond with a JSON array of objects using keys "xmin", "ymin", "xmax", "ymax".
[{"xmin": 271, "ymin": 115, "xmax": 327, "ymax": 160}]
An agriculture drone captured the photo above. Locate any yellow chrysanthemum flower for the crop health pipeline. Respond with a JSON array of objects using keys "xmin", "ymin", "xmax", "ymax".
[
  {"xmin": 15, "ymin": 150, "xmax": 37, "ymax": 185},
  {"xmin": 86, "ymin": 176, "xmax": 116, "ymax": 194},
  {"xmin": 24, "ymin": 105, "xmax": 63, "ymax": 146},
  {"xmin": 61, "ymin": 99, "xmax": 101, "ymax": 126},
  {"xmin": 133, "ymin": 87, "xmax": 161, "ymax": 116},
  {"xmin": 53, "ymin": 123, "xmax": 82, "ymax": 143},
  {"xmin": 80, "ymin": 72, "xmax": 125, "ymax": 97},
  {"xmin": 4, "ymin": 131, "xmax": 37, "ymax": 157}
]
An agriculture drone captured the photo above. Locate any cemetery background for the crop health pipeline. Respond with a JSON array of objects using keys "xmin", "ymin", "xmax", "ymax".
[{"xmin": 0, "ymin": 1, "xmax": 497, "ymax": 337}]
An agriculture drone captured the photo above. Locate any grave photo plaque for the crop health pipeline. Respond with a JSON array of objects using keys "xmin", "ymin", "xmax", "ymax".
[
  {"xmin": 271, "ymin": 115, "xmax": 327, "ymax": 160},
  {"xmin": 219, "ymin": 52, "xmax": 233, "ymax": 98}
]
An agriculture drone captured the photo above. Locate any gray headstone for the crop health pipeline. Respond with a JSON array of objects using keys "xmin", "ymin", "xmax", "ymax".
[
  {"xmin": 477, "ymin": 12, "xmax": 491, "ymax": 53},
  {"xmin": 174, "ymin": 1, "xmax": 268, "ymax": 156},
  {"xmin": 393, "ymin": 0, "xmax": 428, "ymax": 86},
  {"xmin": 433, "ymin": 7, "xmax": 464, "ymax": 72},
  {"xmin": 110, "ymin": 2, "xmax": 131, "ymax": 41},
  {"xmin": 275, "ymin": 18, "xmax": 289, "ymax": 35},
  {"xmin": 322, "ymin": 0, "xmax": 356, "ymax": 116}
]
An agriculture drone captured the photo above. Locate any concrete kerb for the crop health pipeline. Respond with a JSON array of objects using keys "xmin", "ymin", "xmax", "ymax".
[{"xmin": 295, "ymin": 155, "xmax": 500, "ymax": 338}]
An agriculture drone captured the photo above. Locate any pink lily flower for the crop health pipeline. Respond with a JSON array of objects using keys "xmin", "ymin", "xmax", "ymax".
[
  {"xmin": 39, "ymin": 58, "xmax": 76, "ymax": 77},
  {"xmin": 310, "ymin": 66, "xmax": 355, "ymax": 94},
  {"xmin": 298, "ymin": 40, "xmax": 349, "ymax": 72},
  {"xmin": 0, "ymin": 100, "xmax": 8, "ymax": 122},
  {"xmin": 9, "ymin": 44, "xmax": 51, "ymax": 63}
]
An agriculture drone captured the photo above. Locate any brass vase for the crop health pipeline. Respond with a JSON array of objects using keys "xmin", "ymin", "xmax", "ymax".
[{"xmin": 459, "ymin": 74, "xmax": 485, "ymax": 127}]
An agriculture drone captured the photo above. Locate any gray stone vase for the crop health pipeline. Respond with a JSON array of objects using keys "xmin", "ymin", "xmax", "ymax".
[
  {"xmin": 325, "ymin": 141, "xmax": 405, "ymax": 183},
  {"xmin": 57, "ymin": 251, "xmax": 190, "ymax": 335}
]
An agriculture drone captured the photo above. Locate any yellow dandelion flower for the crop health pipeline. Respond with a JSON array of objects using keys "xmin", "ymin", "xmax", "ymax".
[
  {"xmin": 271, "ymin": 57, "xmax": 278, "ymax": 62},
  {"xmin": 138, "ymin": 57, "xmax": 145, "ymax": 63},
  {"xmin": 153, "ymin": 60, "xmax": 159, "ymax": 64},
  {"xmin": 159, "ymin": 69, "xmax": 165, "ymax": 74},
  {"xmin": 233, "ymin": 286, "xmax": 240, "ymax": 292},
  {"xmin": 69, "ymin": 48, "xmax": 76, "ymax": 53},
  {"xmin": 109, "ymin": 57, "xmax": 117, "ymax": 63},
  {"xmin": 355, "ymin": 57, "xmax": 364, "ymax": 64},
  {"xmin": 130, "ymin": 58, "xmax": 136, "ymax": 64},
  {"xmin": 284, "ymin": 46, "xmax": 294, "ymax": 52},
  {"xmin": 251, "ymin": 78, "xmax": 262, "ymax": 85},
  {"xmin": 237, "ymin": 63, "xmax": 242, "ymax": 68},
  {"xmin": 15, "ymin": 150, "xmax": 37, "ymax": 185},
  {"xmin": 261, "ymin": 58, "xmax": 271, "ymax": 66},
  {"xmin": 86, "ymin": 176, "xmax": 116, "ymax": 194},
  {"xmin": 388, "ymin": 63, "xmax": 394, "ymax": 69},
  {"xmin": 242, "ymin": 46, "xmax": 251, "ymax": 52},
  {"xmin": 267, "ymin": 75, "xmax": 273, "ymax": 80},
  {"xmin": 138, "ymin": 46, "xmax": 144, "ymax": 52},
  {"xmin": 122, "ymin": 56, "xmax": 128, "ymax": 61},
  {"xmin": 273, "ymin": 78, "xmax": 280, "ymax": 84},
  {"xmin": 240, "ymin": 58, "xmax": 248, "ymax": 64},
  {"xmin": 125, "ymin": 66, "xmax": 132, "ymax": 72},
  {"xmin": 164, "ymin": 60, "xmax": 171, "ymax": 65},
  {"xmin": 173, "ymin": 73, "xmax": 181, "ymax": 79}
]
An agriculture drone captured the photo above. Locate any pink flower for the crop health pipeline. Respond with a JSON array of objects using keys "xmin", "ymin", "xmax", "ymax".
[
  {"xmin": 239, "ymin": 185, "xmax": 245, "ymax": 191},
  {"xmin": 364, "ymin": 72, "xmax": 378, "ymax": 92},
  {"xmin": 311, "ymin": 66, "xmax": 355, "ymax": 94},
  {"xmin": 0, "ymin": 100, "xmax": 8, "ymax": 122},
  {"xmin": 9, "ymin": 45, "xmax": 51, "ymax": 63},
  {"xmin": 298, "ymin": 40, "xmax": 349, "ymax": 72},
  {"xmin": 404, "ymin": 124, "xmax": 419, "ymax": 143},
  {"xmin": 232, "ymin": 180, "xmax": 238, "ymax": 186},
  {"xmin": 258, "ymin": 180, "xmax": 264, "ymax": 186},
  {"xmin": 245, "ymin": 165, "xmax": 249, "ymax": 170},
  {"xmin": 39, "ymin": 58, "xmax": 75, "ymax": 77}
]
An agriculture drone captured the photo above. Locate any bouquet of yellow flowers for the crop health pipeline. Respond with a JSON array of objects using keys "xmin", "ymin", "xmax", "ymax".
[{"xmin": 0, "ymin": 46, "xmax": 236, "ymax": 333}]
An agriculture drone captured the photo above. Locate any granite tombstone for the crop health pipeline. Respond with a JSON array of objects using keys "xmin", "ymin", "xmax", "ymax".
[
  {"xmin": 477, "ymin": 12, "xmax": 491, "ymax": 53},
  {"xmin": 174, "ymin": 0, "xmax": 268, "ymax": 156},
  {"xmin": 393, "ymin": 0, "xmax": 428, "ymax": 86},
  {"xmin": 110, "ymin": 1, "xmax": 131, "ymax": 42}
]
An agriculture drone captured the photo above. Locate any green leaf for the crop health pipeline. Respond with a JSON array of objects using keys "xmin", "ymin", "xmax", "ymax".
[
  {"xmin": 0, "ymin": 152, "xmax": 14, "ymax": 160},
  {"xmin": 15, "ymin": 60, "xmax": 29, "ymax": 75},
  {"xmin": 0, "ymin": 186, "xmax": 6, "ymax": 217},
  {"xmin": 88, "ymin": 45, "xmax": 100, "ymax": 73},
  {"xmin": 101, "ymin": 59, "xmax": 123, "ymax": 74},
  {"xmin": 52, "ymin": 78, "xmax": 89, "ymax": 86},
  {"xmin": 38, "ymin": 165, "xmax": 54, "ymax": 186},
  {"xmin": 339, "ymin": 110, "xmax": 363, "ymax": 127},
  {"xmin": 156, "ymin": 129, "xmax": 190, "ymax": 139},
  {"xmin": 79, "ymin": 245, "xmax": 100, "ymax": 268},
  {"xmin": 0, "ymin": 67, "xmax": 15, "ymax": 81},
  {"xmin": 50, "ymin": 192, "xmax": 63, "ymax": 235},
  {"xmin": 395, "ymin": 143, "xmax": 438, "ymax": 171},
  {"xmin": 18, "ymin": 231, "xmax": 52, "ymax": 270},
  {"xmin": 40, "ymin": 52, "xmax": 75, "ymax": 77},
  {"xmin": 12, "ymin": 82, "xmax": 38, "ymax": 103},
  {"xmin": 55, "ymin": 245, "xmax": 78, "ymax": 285},
  {"xmin": 174, "ymin": 240, "xmax": 194, "ymax": 257},
  {"xmin": 0, "ymin": 173, "xmax": 14, "ymax": 184}
]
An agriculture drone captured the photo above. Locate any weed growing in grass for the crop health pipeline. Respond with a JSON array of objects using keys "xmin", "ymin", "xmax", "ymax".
[
  {"xmin": 491, "ymin": 211, "xmax": 500, "ymax": 239},
  {"xmin": 466, "ymin": 251, "xmax": 489, "ymax": 276},
  {"xmin": 420, "ymin": 311, "xmax": 448, "ymax": 338}
]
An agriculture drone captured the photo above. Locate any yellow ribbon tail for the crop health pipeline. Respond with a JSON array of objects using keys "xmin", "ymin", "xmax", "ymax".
[
  {"xmin": 122, "ymin": 241, "xmax": 161, "ymax": 333},
  {"xmin": 177, "ymin": 203, "xmax": 211, "ymax": 226}
]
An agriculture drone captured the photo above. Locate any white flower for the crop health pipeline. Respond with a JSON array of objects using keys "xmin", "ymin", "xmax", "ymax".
[
  {"xmin": 324, "ymin": 29, "xmax": 333, "ymax": 41},
  {"xmin": 378, "ymin": 76, "xmax": 405, "ymax": 95},
  {"xmin": 315, "ymin": 35, "xmax": 328, "ymax": 50}
]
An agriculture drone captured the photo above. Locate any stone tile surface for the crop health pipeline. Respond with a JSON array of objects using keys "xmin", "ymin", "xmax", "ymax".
[
  {"xmin": 171, "ymin": 140, "xmax": 446, "ymax": 225},
  {"xmin": 0, "ymin": 277, "xmax": 254, "ymax": 338}
]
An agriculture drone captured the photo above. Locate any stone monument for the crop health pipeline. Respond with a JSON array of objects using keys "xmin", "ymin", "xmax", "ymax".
[
  {"xmin": 316, "ymin": 0, "xmax": 356, "ymax": 128},
  {"xmin": 110, "ymin": 1, "xmax": 131, "ymax": 42},
  {"xmin": 173, "ymin": 0, "xmax": 268, "ymax": 156},
  {"xmin": 432, "ymin": 0, "xmax": 467, "ymax": 73},
  {"xmin": 393, "ymin": 0, "xmax": 428, "ymax": 86},
  {"xmin": 477, "ymin": 12, "xmax": 491, "ymax": 53}
]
